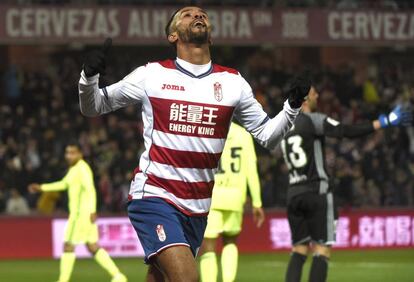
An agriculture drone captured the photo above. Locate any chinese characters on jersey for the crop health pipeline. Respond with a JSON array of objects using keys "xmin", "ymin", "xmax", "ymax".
[{"xmin": 168, "ymin": 103, "xmax": 219, "ymax": 136}]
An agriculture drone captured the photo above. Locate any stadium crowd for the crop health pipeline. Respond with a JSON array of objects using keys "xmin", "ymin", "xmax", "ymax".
[{"xmin": 0, "ymin": 46, "xmax": 413, "ymax": 215}]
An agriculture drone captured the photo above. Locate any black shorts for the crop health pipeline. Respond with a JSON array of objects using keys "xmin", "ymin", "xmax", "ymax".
[{"xmin": 287, "ymin": 192, "xmax": 338, "ymax": 246}]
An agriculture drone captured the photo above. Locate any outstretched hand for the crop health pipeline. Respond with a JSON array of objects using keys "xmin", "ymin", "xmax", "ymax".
[
  {"xmin": 90, "ymin": 212, "xmax": 97, "ymax": 223},
  {"xmin": 28, "ymin": 183, "xmax": 41, "ymax": 194},
  {"xmin": 83, "ymin": 38, "xmax": 112, "ymax": 77},
  {"xmin": 286, "ymin": 73, "xmax": 312, "ymax": 109},
  {"xmin": 378, "ymin": 105, "xmax": 412, "ymax": 128},
  {"xmin": 253, "ymin": 207, "xmax": 265, "ymax": 228}
]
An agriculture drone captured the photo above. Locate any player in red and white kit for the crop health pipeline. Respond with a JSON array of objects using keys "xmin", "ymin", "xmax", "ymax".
[{"xmin": 79, "ymin": 6, "xmax": 310, "ymax": 282}]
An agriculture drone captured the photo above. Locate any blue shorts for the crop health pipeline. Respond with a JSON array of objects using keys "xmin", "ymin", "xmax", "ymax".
[{"xmin": 127, "ymin": 197, "xmax": 207, "ymax": 264}]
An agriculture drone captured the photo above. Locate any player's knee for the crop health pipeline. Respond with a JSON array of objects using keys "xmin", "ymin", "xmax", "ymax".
[
  {"xmin": 63, "ymin": 243, "xmax": 74, "ymax": 252},
  {"xmin": 162, "ymin": 266, "xmax": 198, "ymax": 282},
  {"xmin": 86, "ymin": 243, "xmax": 99, "ymax": 254},
  {"xmin": 163, "ymin": 261, "xmax": 199, "ymax": 282},
  {"xmin": 313, "ymin": 245, "xmax": 331, "ymax": 258},
  {"xmin": 176, "ymin": 267, "xmax": 199, "ymax": 282},
  {"xmin": 188, "ymin": 269, "xmax": 199, "ymax": 282},
  {"xmin": 292, "ymin": 244, "xmax": 309, "ymax": 256},
  {"xmin": 200, "ymin": 238, "xmax": 216, "ymax": 254},
  {"xmin": 222, "ymin": 234, "xmax": 238, "ymax": 245}
]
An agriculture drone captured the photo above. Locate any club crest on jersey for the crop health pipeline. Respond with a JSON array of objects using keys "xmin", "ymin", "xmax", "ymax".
[
  {"xmin": 213, "ymin": 82, "xmax": 223, "ymax": 102},
  {"xmin": 156, "ymin": 224, "xmax": 166, "ymax": 242}
]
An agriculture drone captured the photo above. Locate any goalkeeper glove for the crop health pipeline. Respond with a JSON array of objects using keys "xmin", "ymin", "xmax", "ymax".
[
  {"xmin": 83, "ymin": 38, "xmax": 112, "ymax": 77},
  {"xmin": 286, "ymin": 73, "xmax": 311, "ymax": 109},
  {"xmin": 378, "ymin": 105, "xmax": 412, "ymax": 128}
]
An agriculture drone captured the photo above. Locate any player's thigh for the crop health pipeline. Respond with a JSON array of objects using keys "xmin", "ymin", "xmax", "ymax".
[
  {"xmin": 222, "ymin": 210, "xmax": 243, "ymax": 237},
  {"xmin": 154, "ymin": 245, "xmax": 198, "ymax": 282},
  {"xmin": 64, "ymin": 216, "xmax": 82, "ymax": 244},
  {"xmin": 307, "ymin": 192, "xmax": 336, "ymax": 245},
  {"xmin": 287, "ymin": 196, "xmax": 310, "ymax": 245},
  {"xmin": 204, "ymin": 209, "xmax": 224, "ymax": 239},
  {"xmin": 128, "ymin": 198, "xmax": 207, "ymax": 263},
  {"xmin": 65, "ymin": 215, "xmax": 97, "ymax": 244},
  {"xmin": 147, "ymin": 263, "xmax": 165, "ymax": 282},
  {"xmin": 86, "ymin": 222, "xmax": 99, "ymax": 244}
]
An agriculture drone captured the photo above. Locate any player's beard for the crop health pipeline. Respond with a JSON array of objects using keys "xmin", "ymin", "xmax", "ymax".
[{"xmin": 178, "ymin": 25, "xmax": 210, "ymax": 45}]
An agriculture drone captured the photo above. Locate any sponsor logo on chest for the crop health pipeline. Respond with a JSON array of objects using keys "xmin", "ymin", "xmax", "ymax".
[
  {"xmin": 161, "ymin": 83, "xmax": 186, "ymax": 91},
  {"xmin": 151, "ymin": 80, "xmax": 233, "ymax": 138},
  {"xmin": 169, "ymin": 103, "xmax": 218, "ymax": 136}
]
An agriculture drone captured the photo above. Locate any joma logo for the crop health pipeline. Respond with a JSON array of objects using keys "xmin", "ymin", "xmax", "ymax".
[{"xmin": 162, "ymin": 84, "xmax": 185, "ymax": 91}]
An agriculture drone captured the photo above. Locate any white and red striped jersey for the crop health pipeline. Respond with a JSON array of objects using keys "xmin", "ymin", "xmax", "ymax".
[{"xmin": 79, "ymin": 58, "xmax": 300, "ymax": 216}]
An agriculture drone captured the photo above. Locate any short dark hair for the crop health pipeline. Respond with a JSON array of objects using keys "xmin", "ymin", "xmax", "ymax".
[
  {"xmin": 165, "ymin": 8, "xmax": 182, "ymax": 38},
  {"xmin": 65, "ymin": 140, "xmax": 81, "ymax": 151}
]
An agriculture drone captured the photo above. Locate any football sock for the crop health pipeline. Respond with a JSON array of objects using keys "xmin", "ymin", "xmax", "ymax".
[
  {"xmin": 94, "ymin": 248, "xmax": 120, "ymax": 277},
  {"xmin": 285, "ymin": 252, "xmax": 307, "ymax": 282},
  {"xmin": 309, "ymin": 254, "xmax": 329, "ymax": 282},
  {"xmin": 200, "ymin": 251, "xmax": 218, "ymax": 282},
  {"xmin": 221, "ymin": 243, "xmax": 238, "ymax": 282},
  {"xmin": 58, "ymin": 252, "xmax": 76, "ymax": 282}
]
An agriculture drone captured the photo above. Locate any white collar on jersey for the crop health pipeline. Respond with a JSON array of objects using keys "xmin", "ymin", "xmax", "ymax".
[{"xmin": 175, "ymin": 57, "xmax": 212, "ymax": 77}]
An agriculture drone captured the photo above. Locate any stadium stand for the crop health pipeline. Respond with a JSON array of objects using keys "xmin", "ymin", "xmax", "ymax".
[{"xmin": 1, "ymin": 45, "xmax": 413, "ymax": 213}]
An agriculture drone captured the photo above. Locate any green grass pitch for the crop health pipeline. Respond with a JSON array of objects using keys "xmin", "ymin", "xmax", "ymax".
[{"xmin": 0, "ymin": 249, "xmax": 413, "ymax": 281}]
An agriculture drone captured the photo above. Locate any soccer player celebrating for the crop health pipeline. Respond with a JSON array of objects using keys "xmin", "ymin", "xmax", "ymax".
[
  {"xmin": 199, "ymin": 122, "xmax": 265, "ymax": 282},
  {"xmin": 28, "ymin": 142, "xmax": 127, "ymax": 282},
  {"xmin": 281, "ymin": 86, "xmax": 412, "ymax": 282},
  {"xmin": 78, "ymin": 6, "xmax": 310, "ymax": 282}
]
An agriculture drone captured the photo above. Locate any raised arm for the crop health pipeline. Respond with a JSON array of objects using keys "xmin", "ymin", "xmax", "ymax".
[
  {"xmin": 78, "ymin": 38, "xmax": 146, "ymax": 117},
  {"xmin": 234, "ymin": 75, "xmax": 310, "ymax": 149},
  {"xmin": 318, "ymin": 105, "xmax": 412, "ymax": 139},
  {"xmin": 28, "ymin": 169, "xmax": 70, "ymax": 194},
  {"xmin": 37, "ymin": 172, "xmax": 70, "ymax": 192},
  {"xmin": 40, "ymin": 179, "xmax": 69, "ymax": 192}
]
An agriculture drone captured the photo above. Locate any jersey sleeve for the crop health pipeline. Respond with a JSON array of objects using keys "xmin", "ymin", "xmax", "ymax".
[
  {"xmin": 80, "ymin": 165, "xmax": 97, "ymax": 213},
  {"xmin": 307, "ymin": 112, "xmax": 328, "ymax": 136},
  {"xmin": 78, "ymin": 65, "xmax": 147, "ymax": 116},
  {"xmin": 244, "ymin": 133, "xmax": 262, "ymax": 208},
  {"xmin": 40, "ymin": 173, "xmax": 69, "ymax": 192},
  {"xmin": 233, "ymin": 77, "xmax": 300, "ymax": 149},
  {"xmin": 323, "ymin": 116, "xmax": 375, "ymax": 138}
]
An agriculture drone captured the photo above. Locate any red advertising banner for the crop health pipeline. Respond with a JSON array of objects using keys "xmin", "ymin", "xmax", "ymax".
[
  {"xmin": 0, "ymin": 216, "xmax": 52, "ymax": 259},
  {"xmin": 238, "ymin": 209, "xmax": 414, "ymax": 253},
  {"xmin": 0, "ymin": 6, "xmax": 414, "ymax": 46},
  {"xmin": 1, "ymin": 209, "xmax": 413, "ymax": 259}
]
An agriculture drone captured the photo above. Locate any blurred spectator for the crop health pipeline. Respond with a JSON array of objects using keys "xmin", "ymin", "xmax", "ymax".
[
  {"xmin": 5, "ymin": 188, "xmax": 30, "ymax": 215},
  {"xmin": 36, "ymin": 192, "xmax": 62, "ymax": 215},
  {"xmin": 2, "ymin": 65, "xmax": 21, "ymax": 106},
  {"xmin": 99, "ymin": 171, "xmax": 114, "ymax": 212},
  {"xmin": 363, "ymin": 79, "xmax": 380, "ymax": 104}
]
